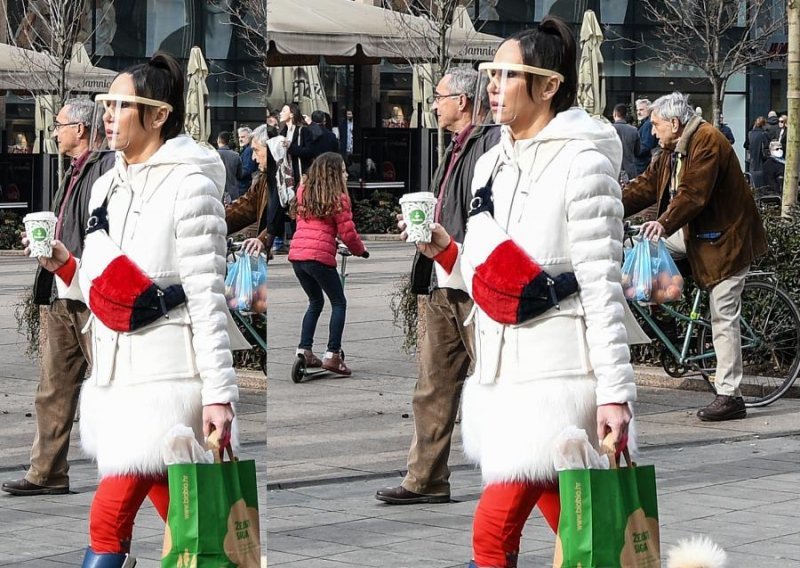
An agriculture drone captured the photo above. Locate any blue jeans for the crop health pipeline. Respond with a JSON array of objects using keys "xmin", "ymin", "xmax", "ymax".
[{"xmin": 292, "ymin": 260, "xmax": 347, "ymax": 352}]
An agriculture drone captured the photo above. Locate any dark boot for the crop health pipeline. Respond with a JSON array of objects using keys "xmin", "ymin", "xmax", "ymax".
[
  {"xmin": 697, "ymin": 395, "xmax": 746, "ymax": 421},
  {"xmin": 81, "ymin": 548, "xmax": 136, "ymax": 568}
]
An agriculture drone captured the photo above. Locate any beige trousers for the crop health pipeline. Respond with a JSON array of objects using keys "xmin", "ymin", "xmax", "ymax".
[
  {"xmin": 662, "ymin": 229, "xmax": 748, "ymax": 396},
  {"xmin": 26, "ymin": 299, "xmax": 92, "ymax": 486},
  {"xmin": 402, "ymin": 288, "xmax": 475, "ymax": 495}
]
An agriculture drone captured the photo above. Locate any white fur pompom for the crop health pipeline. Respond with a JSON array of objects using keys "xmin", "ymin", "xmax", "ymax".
[{"xmin": 666, "ymin": 536, "xmax": 727, "ymax": 568}]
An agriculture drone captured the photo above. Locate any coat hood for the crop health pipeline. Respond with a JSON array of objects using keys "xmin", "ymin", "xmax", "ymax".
[
  {"xmin": 498, "ymin": 107, "xmax": 622, "ymax": 176},
  {"xmin": 113, "ymin": 134, "xmax": 226, "ymax": 199}
]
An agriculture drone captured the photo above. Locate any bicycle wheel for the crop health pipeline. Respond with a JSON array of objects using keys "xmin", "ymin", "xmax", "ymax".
[{"xmin": 695, "ymin": 279, "xmax": 800, "ymax": 407}]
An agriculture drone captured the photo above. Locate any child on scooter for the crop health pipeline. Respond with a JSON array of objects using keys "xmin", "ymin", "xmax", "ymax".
[{"xmin": 288, "ymin": 152, "xmax": 367, "ymax": 376}]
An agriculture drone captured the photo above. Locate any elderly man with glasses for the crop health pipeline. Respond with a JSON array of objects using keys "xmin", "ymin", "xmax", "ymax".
[
  {"xmin": 2, "ymin": 98, "xmax": 114, "ymax": 497},
  {"xmin": 376, "ymin": 66, "xmax": 500, "ymax": 505}
]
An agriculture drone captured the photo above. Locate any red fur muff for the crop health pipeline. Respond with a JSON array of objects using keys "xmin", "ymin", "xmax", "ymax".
[
  {"xmin": 89, "ymin": 255, "xmax": 153, "ymax": 332},
  {"xmin": 472, "ymin": 240, "xmax": 543, "ymax": 325}
]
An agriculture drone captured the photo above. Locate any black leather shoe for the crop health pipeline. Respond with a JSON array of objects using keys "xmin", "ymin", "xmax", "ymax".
[
  {"xmin": 697, "ymin": 395, "xmax": 747, "ymax": 422},
  {"xmin": 1, "ymin": 478, "xmax": 70, "ymax": 496},
  {"xmin": 375, "ymin": 485, "xmax": 449, "ymax": 504}
]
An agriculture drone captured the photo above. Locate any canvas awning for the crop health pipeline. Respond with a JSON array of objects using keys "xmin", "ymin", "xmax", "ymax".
[
  {"xmin": 267, "ymin": 0, "xmax": 501, "ymax": 66},
  {"xmin": 0, "ymin": 42, "xmax": 116, "ymax": 92}
]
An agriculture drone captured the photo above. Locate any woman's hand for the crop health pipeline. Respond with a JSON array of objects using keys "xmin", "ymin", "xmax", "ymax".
[
  {"xmin": 397, "ymin": 214, "xmax": 452, "ymax": 259},
  {"xmin": 241, "ymin": 238, "xmax": 264, "ymax": 256},
  {"xmin": 22, "ymin": 233, "xmax": 70, "ymax": 272},
  {"xmin": 596, "ymin": 403, "xmax": 631, "ymax": 451},
  {"xmin": 203, "ymin": 403, "xmax": 235, "ymax": 447}
]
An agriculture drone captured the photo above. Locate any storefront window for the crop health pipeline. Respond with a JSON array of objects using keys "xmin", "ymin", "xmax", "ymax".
[{"xmin": 536, "ymin": 0, "xmax": 632, "ymax": 24}]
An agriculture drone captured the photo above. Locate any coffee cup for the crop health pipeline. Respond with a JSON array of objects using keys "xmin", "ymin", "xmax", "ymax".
[
  {"xmin": 399, "ymin": 192, "xmax": 437, "ymax": 243},
  {"xmin": 23, "ymin": 212, "xmax": 57, "ymax": 258}
]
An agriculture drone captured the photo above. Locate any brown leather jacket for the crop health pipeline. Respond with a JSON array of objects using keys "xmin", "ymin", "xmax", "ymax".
[
  {"xmin": 225, "ymin": 175, "xmax": 269, "ymax": 245},
  {"xmin": 623, "ymin": 117, "xmax": 767, "ymax": 289}
]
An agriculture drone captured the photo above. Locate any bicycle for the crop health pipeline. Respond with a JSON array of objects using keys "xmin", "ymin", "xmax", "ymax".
[
  {"xmin": 226, "ymin": 239, "xmax": 267, "ymax": 375},
  {"xmin": 623, "ymin": 224, "xmax": 800, "ymax": 407}
]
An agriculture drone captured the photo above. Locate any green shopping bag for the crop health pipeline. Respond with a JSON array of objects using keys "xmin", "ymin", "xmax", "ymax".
[
  {"xmin": 554, "ymin": 439, "xmax": 660, "ymax": 568},
  {"xmin": 162, "ymin": 433, "xmax": 261, "ymax": 568}
]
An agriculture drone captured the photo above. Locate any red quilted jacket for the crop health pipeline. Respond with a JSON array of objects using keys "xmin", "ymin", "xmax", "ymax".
[{"xmin": 288, "ymin": 186, "xmax": 366, "ymax": 267}]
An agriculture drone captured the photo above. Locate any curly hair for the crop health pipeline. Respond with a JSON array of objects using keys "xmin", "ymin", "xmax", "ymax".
[{"xmin": 294, "ymin": 152, "xmax": 349, "ymax": 219}]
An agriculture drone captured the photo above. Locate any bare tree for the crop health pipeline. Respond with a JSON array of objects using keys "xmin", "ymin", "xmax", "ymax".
[
  {"xmin": 784, "ymin": 0, "xmax": 799, "ymax": 215},
  {"xmin": 630, "ymin": 0, "xmax": 785, "ymax": 127},
  {"xmin": 383, "ymin": 0, "xmax": 480, "ymax": 162},
  {"xmin": 3, "ymin": 0, "xmax": 112, "ymax": 181},
  {"xmin": 223, "ymin": 0, "xmax": 269, "ymax": 104}
]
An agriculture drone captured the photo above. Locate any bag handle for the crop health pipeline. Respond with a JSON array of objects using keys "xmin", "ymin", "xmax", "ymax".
[
  {"xmin": 601, "ymin": 433, "xmax": 634, "ymax": 469},
  {"xmin": 206, "ymin": 429, "xmax": 237, "ymax": 464}
]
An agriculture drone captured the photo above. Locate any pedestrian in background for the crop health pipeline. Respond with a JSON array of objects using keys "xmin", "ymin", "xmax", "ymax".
[
  {"xmin": 376, "ymin": 66, "xmax": 500, "ymax": 506},
  {"xmin": 2, "ymin": 98, "xmax": 114, "ymax": 498},
  {"xmin": 288, "ymin": 152, "xmax": 367, "ymax": 377},
  {"xmin": 237, "ymin": 126, "xmax": 259, "ymax": 196},
  {"xmin": 623, "ymin": 92, "xmax": 767, "ymax": 422},
  {"xmin": 717, "ymin": 115, "xmax": 735, "ymax": 145},
  {"xmin": 226, "ymin": 124, "xmax": 276, "ymax": 258},
  {"xmin": 611, "ymin": 102, "xmax": 640, "ymax": 183},
  {"xmin": 634, "ymin": 97, "xmax": 658, "ymax": 175},
  {"xmin": 745, "ymin": 116, "xmax": 770, "ymax": 187},
  {"xmin": 216, "ymin": 131, "xmax": 243, "ymax": 202}
]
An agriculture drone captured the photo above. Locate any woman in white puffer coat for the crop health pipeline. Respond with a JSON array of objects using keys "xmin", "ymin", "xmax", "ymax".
[
  {"xmin": 406, "ymin": 17, "xmax": 636, "ymax": 568},
  {"xmin": 25, "ymin": 53, "xmax": 237, "ymax": 568}
]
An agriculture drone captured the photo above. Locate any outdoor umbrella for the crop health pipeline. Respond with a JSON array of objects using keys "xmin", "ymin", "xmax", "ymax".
[
  {"xmin": 410, "ymin": 64, "xmax": 437, "ymax": 129},
  {"xmin": 185, "ymin": 46, "xmax": 213, "ymax": 148},
  {"xmin": 577, "ymin": 10, "xmax": 606, "ymax": 116},
  {"xmin": 265, "ymin": 66, "xmax": 330, "ymax": 116}
]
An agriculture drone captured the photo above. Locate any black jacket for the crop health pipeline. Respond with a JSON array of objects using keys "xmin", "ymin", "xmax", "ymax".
[
  {"xmin": 34, "ymin": 150, "xmax": 115, "ymax": 305},
  {"xmin": 411, "ymin": 124, "xmax": 501, "ymax": 294},
  {"xmin": 289, "ymin": 122, "xmax": 339, "ymax": 173},
  {"xmin": 217, "ymin": 146, "xmax": 243, "ymax": 199}
]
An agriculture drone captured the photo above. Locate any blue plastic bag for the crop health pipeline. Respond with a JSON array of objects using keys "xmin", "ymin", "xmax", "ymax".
[
  {"xmin": 225, "ymin": 253, "xmax": 268, "ymax": 313},
  {"xmin": 621, "ymin": 240, "xmax": 683, "ymax": 304}
]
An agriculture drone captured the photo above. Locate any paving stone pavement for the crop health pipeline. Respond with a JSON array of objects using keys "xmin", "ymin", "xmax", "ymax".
[
  {"xmin": 0, "ymin": 256, "xmax": 266, "ymax": 566},
  {"xmin": 266, "ymin": 242, "xmax": 800, "ymax": 568}
]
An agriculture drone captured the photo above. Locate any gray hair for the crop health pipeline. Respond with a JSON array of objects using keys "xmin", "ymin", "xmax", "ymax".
[
  {"xmin": 238, "ymin": 126, "xmax": 252, "ymax": 137},
  {"xmin": 64, "ymin": 98, "xmax": 99, "ymax": 134},
  {"xmin": 650, "ymin": 92, "xmax": 695, "ymax": 125},
  {"xmin": 250, "ymin": 124, "xmax": 269, "ymax": 147},
  {"xmin": 445, "ymin": 66, "xmax": 488, "ymax": 115},
  {"xmin": 635, "ymin": 98, "xmax": 651, "ymax": 108}
]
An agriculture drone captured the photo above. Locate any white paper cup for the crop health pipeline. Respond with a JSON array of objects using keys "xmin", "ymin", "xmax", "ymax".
[
  {"xmin": 23, "ymin": 212, "xmax": 57, "ymax": 258},
  {"xmin": 399, "ymin": 192, "xmax": 437, "ymax": 243}
]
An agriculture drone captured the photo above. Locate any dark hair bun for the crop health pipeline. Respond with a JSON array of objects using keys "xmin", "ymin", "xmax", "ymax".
[{"xmin": 121, "ymin": 51, "xmax": 186, "ymax": 141}]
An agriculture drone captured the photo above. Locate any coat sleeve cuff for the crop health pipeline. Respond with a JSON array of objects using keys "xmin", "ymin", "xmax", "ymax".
[
  {"xmin": 54, "ymin": 254, "xmax": 77, "ymax": 286},
  {"xmin": 433, "ymin": 239, "xmax": 457, "ymax": 274}
]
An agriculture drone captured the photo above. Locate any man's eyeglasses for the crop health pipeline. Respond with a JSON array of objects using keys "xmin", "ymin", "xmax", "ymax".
[
  {"xmin": 426, "ymin": 93, "xmax": 464, "ymax": 104},
  {"xmin": 48, "ymin": 122, "xmax": 81, "ymax": 133}
]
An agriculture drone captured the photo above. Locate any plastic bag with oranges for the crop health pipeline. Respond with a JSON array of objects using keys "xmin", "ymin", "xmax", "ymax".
[
  {"xmin": 224, "ymin": 253, "xmax": 268, "ymax": 313},
  {"xmin": 621, "ymin": 239, "xmax": 683, "ymax": 304}
]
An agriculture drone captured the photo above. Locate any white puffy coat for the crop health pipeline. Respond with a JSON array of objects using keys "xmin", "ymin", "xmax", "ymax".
[
  {"xmin": 440, "ymin": 109, "xmax": 637, "ymax": 484},
  {"xmin": 57, "ymin": 135, "xmax": 238, "ymax": 477}
]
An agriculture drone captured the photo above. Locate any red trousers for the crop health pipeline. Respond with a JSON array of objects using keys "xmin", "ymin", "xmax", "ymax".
[
  {"xmin": 472, "ymin": 481, "xmax": 561, "ymax": 568},
  {"xmin": 89, "ymin": 475, "xmax": 170, "ymax": 553}
]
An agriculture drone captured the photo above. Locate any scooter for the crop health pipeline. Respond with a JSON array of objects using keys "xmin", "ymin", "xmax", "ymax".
[{"xmin": 290, "ymin": 244, "xmax": 368, "ymax": 383}]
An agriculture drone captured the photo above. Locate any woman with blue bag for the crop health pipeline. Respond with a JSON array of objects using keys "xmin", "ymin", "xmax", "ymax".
[{"xmin": 404, "ymin": 17, "xmax": 637, "ymax": 567}]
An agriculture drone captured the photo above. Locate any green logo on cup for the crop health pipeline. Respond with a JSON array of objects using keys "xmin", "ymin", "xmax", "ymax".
[
  {"xmin": 31, "ymin": 227, "xmax": 47, "ymax": 241},
  {"xmin": 409, "ymin": 209, "xmax": 426, "ymax": 225}
]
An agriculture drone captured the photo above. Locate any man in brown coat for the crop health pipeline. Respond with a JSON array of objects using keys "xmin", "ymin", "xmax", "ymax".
[{"xmin": 623, "ymin": 92, "xmax": 767, "ymax": 422}]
